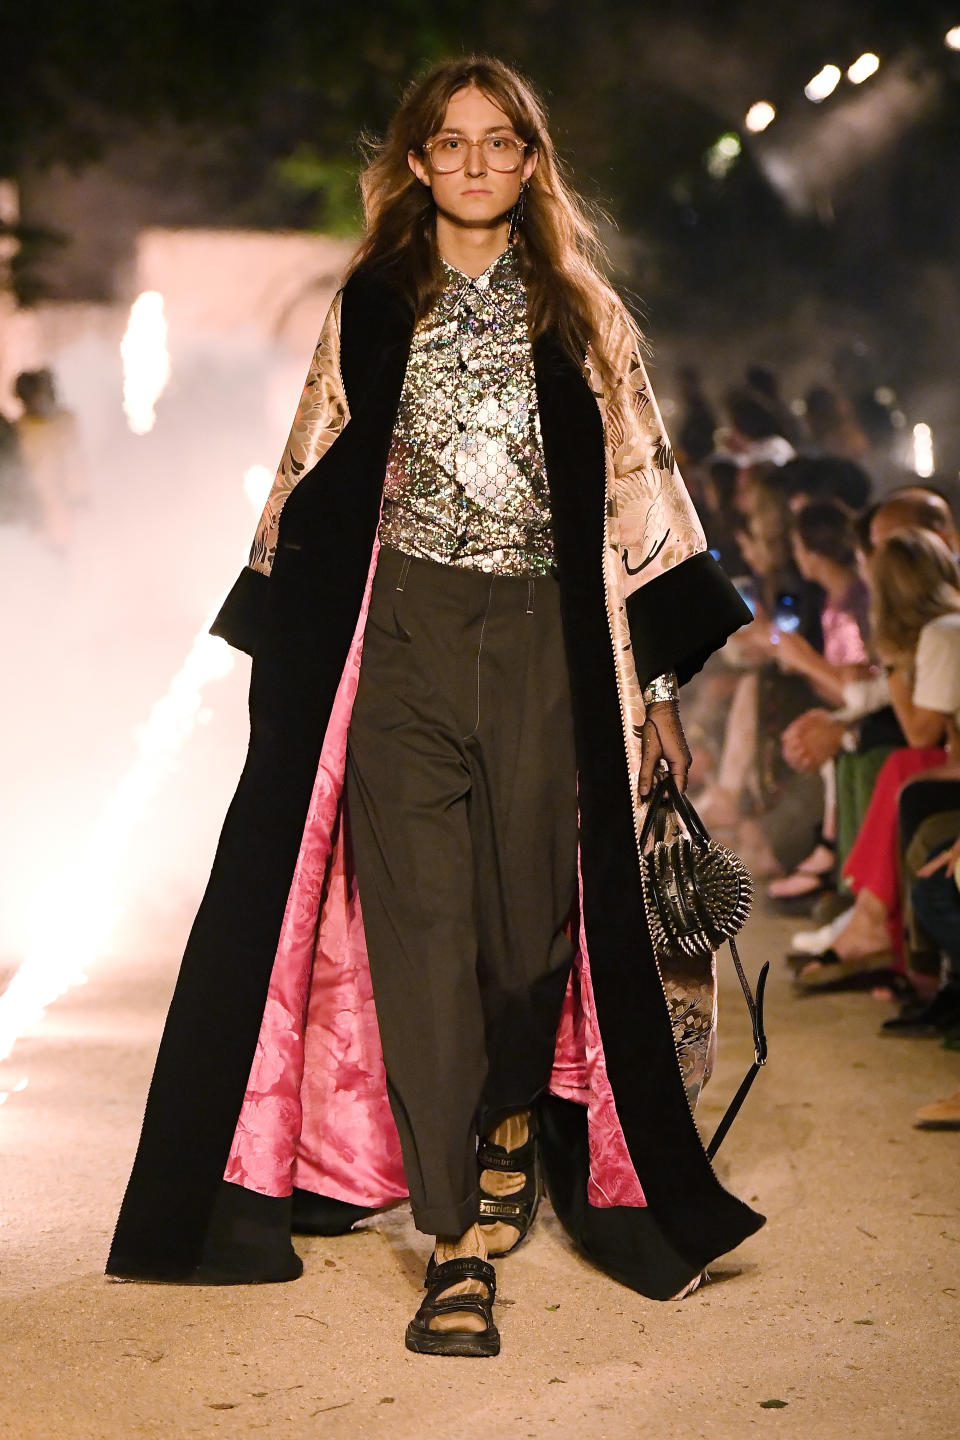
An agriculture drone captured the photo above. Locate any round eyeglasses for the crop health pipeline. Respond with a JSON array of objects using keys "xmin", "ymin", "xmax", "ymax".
[{"xmin": 422, "ymin": 133, "xmax": 527, "ymax": 174}]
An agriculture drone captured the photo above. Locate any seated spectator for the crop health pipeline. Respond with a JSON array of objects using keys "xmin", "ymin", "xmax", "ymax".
[
  {"xmin": 693, "ymin": 480, "xmax": 823, "ymax": 874},
  {"xmin": 744, "ymin": 364, "xmax": 803, "ymax": 449},
  {"xmin": 774, "ymin": 455, "xmax": 873, "ymax": 518},
  {"xmin": 797, "ymin": 529, "xmax": 960, "ymax": 990},
  {"xmin": 755, "ymin": 505, "xmax": 871, "ymax": 901},
  {"xmin": 699, "ymin": 457, "xmax": 746, "ymax": 575},
  {"xmin": 0, "ymin": 408, "xmax": 29, "ymax": 525},
  {"xmin": 754, "ymin": 503, "xmax": 870, "ymax": 707},
  {"xmin": 803, "ymin": 384, "xmax": 871, "ymax": 462},
  {"xmin": 14, "ymin": 368, "xmax": 87, "ymax": 551},
  {"xmin": 676, "ymin": 364, "xmax": 717, "ymax": 465},
  {"xmin": 883, "ymin": 834, "xmax": 960, "ymax": 1038},
  {"xmin": 781, "ymin": 488, "xmax": 960, "ymax": 899},
  {"xmin": 715, "ymin": 390, "xmax": 796, "ymax": 470}
]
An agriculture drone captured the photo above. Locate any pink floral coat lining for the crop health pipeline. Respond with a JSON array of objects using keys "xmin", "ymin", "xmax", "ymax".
[{"xmin": 224, "ymin": 537, "xmax": 646, "ymax": 1210}]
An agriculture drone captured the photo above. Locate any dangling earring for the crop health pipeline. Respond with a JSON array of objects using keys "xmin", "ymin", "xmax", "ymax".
[{"xmin": 508, "ymin": 182, "xmax": 527, "ymax": 245}]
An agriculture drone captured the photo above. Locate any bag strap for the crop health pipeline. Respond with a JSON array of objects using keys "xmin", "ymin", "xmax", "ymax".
[
  {"xmin": 639, "ymin": 771, "xmax": 769, "ymax": 1160},
  {"xmin": 706, "ymin": 938, "xmax": 769, "ymax": 1160}
]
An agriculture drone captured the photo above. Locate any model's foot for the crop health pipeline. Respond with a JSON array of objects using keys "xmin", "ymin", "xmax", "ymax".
[
  {"xmin": 478, "ymin": 1112, "xmax": 536, "ymax": 1257},
  {"xmin": 669, "ymin": 1268, "xmax": 709, "ymax": 1299},
  {"xmin": 404, "ymin": 1237, "xmax": 500, "ymax": 1357},
  {"xmin": 429, "ymin": 1224, "xmax": 490, "ymax": 1334}
]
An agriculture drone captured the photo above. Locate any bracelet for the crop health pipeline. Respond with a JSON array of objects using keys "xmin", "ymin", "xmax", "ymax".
[{"xmin": 642, "ymin": 671, "xmax": 679, "ymax": 705}]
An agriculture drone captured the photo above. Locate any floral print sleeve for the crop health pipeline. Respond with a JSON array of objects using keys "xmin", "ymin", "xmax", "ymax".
[
  {"xmin": 588, "ymin": 304, "xmax": 706, "ymax": 604},
  {"xmin": 249, "ymin": 288, "xmax": 351, "ymax": 576}
]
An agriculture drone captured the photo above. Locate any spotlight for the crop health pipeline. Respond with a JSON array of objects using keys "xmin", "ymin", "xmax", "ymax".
[
  {"xmin": 804, "ymin": 64, "xmax": 841, "ymax": 102},
  {"xmin": 121, "ymin": 291, "xmax": 171, "ymax": 436},
  {"xmin": 946, "ymin": 27, "xmax": 960, "ymax": 50},
  {"xmin": 912, "ymin": 423, "xmax": 934, "ymax": 477},
  {"xmin": 847, "ymin": 53, "xmax": 880, "ymax": 85},
  {"xmin": 705, "ymin": 132, "xmax": 741, "ymax": 179},
  {"xmin": 745, "ymin": 102, "xmax": 776, "ymax": 133}
]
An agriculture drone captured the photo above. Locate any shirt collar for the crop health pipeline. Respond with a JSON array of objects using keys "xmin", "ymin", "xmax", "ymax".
[{"xmin": 437, "ymin": 246, "xmax": 523, "ymax": 317}]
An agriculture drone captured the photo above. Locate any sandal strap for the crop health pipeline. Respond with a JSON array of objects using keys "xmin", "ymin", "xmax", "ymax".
[
  {"xmin": 478, "ymin": 1196, "xmax": 528, "ymax": 1221},
  {"xmin": 417, "ymin": 1294, "xmax": 494, "ymax": 1320},
  {"xmin": 424, "ymin": 1255, "xmax": 496, "ymax": 1295},
  {"xmin": 477, "ymin": 1133, "xmax": 537, "ymax": 1173}
]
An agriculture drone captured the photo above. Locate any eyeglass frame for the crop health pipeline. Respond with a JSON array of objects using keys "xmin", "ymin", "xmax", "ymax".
[{"xmin": 421, "ymin": 130, "xmax": 531, "ymax": 174}]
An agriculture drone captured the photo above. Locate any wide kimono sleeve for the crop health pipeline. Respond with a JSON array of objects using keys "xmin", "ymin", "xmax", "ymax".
[
  {"xmin": 595, "ymin": 306, "xmax": 751, "ymax": 686},
  {"xmin": 210, "ymin": 287, "xmax": 351, "ymax": 656}
]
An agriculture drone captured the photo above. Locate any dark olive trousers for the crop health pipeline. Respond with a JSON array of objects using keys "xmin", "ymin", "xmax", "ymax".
[{"xmin": 345, "ymin": 545, "xmax": 579, "ymax": 1236}]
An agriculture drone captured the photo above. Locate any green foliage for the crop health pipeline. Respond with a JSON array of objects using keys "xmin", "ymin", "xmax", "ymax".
[{"xmin": 275, "ymin": 146, "xmax": 364, "ymax": 237}]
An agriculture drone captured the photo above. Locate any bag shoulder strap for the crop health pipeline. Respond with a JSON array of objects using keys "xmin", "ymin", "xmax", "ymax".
[{"xmin": 706, "ymin": 937, "xmax": 769, "ymax": 1160}]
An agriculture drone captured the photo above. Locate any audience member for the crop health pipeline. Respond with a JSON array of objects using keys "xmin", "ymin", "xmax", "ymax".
[
  {"xmin": 797, "ymin": 529, "xmax": 960, "ymax": 990},
  {"xmin": 14, "ymin": 368, "xmax": 87, "ymax": 551}
]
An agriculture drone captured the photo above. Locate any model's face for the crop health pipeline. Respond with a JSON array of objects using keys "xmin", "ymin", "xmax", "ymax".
[{"xmin": 408, "ymin": 85, "xmax": 538, "ymax": 229}]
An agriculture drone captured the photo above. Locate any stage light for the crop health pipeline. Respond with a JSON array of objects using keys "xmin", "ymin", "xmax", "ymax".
[
  {"xmin": 804, "ymin": 65, "xmax": 841, "ymax": 103},
  {"xmin": 745, "ymin": 102, "xmax": 776, "ymax": 133},
  {"xmin": 706, "ymin": 132, "xmax": 741, "ymax": 179},
  {"xmin": 913, "ymin": 422, "xmax": 934, "ymax": 478},
  {"xmin": 121, "ymin": 291, "xmax": 171, "ymax": 436},
  {"xmin": 946, "ymin": 27, "xmax": 960, "ymax": 50},
  {"xmin": 243, "ymin": 464, "xmax": 273, "ymax": 513},
  {"xmin": 847, "ymin": 53, "xmax": 880, "ymax": 85}
]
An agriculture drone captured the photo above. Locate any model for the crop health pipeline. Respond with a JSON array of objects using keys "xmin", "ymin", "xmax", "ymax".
[{"xmin": 107, "ymin": 54, "xmax": 762, "ymax": 1358}]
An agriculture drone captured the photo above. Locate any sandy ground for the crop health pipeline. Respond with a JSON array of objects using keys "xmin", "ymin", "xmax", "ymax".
[{"xmin": 1, "ymin": 909, "xmax": 958, "ymax": 1440}]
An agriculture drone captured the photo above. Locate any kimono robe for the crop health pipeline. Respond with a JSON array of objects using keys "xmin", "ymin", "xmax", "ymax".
[{"xmin": 107, "ymin": 259, "xmax": 762, "ymax": 1300}]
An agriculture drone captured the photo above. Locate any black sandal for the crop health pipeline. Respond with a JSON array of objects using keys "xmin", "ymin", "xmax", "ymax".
[
  {"xmin": 404, "ymin": 1256, "xmax": 500, "ymax": 1357},
  {"xmin": 477, "ymin": 1119, "xmax": 541, "ymax": 1257}
]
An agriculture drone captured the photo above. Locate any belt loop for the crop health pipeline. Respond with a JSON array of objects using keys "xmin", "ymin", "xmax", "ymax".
[
  {"xmin": 396, "ymin": 555, "xmax": 412, "ymax": 592},
  {"xmin": 526, "ymin": 578, "xmax": 535, "ymax": 615}
]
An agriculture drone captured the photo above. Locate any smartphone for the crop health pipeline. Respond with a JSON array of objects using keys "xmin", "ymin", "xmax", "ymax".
[
  {"xmin": 732, "ymin": 575, "xmax": 758, "ymax": 617},
  {"xmin": 772, "ymin": 592, "xmax": 802, "ymax": 634}
]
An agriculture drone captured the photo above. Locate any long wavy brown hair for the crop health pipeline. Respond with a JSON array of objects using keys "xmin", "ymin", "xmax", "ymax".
[
  {"xmin": 343, "ymin": 54, "xmax": 641, "ymax": 386},
  {"xmin": 870, "ymin": 527, "xmax": 960, "ymax": 665}
]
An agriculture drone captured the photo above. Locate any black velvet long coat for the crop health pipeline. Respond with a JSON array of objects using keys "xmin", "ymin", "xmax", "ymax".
[{"xmin": 106, "ymin": 261, "xmax": 761, "ymax": 1300}]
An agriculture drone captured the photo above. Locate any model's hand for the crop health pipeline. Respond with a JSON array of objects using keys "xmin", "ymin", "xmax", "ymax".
[{"xmin": 639, "ymin": 699, "xmax": 692, "ymax": 798}]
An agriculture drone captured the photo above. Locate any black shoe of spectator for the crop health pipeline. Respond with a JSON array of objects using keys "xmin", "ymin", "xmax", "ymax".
[{"xmin": 881, "ymin": 981, "xmax": 960, "ymax": 1037}]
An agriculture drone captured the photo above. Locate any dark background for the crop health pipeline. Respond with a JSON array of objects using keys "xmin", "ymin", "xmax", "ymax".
[{"xmin": 3, "ymin": 0, "xmax": 960, "ymax": 458}]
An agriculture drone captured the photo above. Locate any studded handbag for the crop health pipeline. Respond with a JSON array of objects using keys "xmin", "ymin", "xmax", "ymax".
[{"xmin": 640, "ymin": 772, "xmax": 769, "ymax": 1159}]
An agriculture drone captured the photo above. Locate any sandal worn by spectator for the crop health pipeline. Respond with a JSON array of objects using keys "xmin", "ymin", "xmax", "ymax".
[
  {"xmin": 881, "ymin": 981, "xmax": 960, "ymax": 1037},
  {"xmin": 794, "ymin": 952, "xmax": 914, "ymax": 998},
  {"xmin": 768, "ymin": 836, "xmax": 836, "ymax": 904},
  {"xmin": 914, "ymin": 1086, "xmax": 960, "ymax": 1129}
]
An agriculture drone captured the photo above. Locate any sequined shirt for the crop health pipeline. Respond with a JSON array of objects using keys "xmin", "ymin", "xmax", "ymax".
[{"xmin": 379, "ymin": 246, "xmax": 554, "ymax": 576}]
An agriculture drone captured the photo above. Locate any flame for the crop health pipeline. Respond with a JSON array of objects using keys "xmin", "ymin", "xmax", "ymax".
[{"xmin": 121, "ymin": 291, "xmax": 172, "ymax": 435}]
